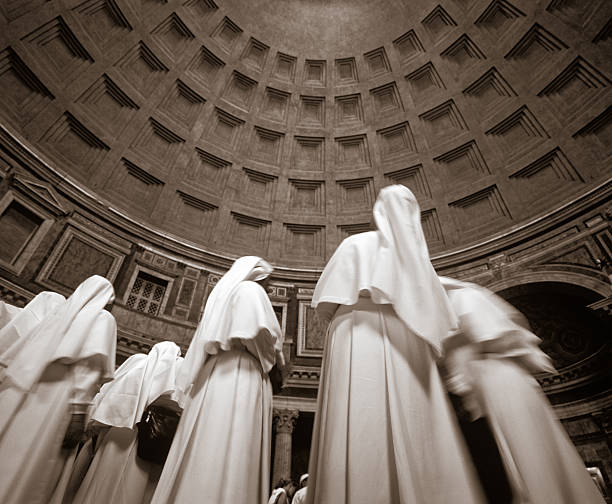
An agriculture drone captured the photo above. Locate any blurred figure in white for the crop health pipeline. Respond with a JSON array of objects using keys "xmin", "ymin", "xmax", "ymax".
[
  {"xmin": 305, "ymin": 185, "xmax": 484, "ymax": 504},
  {"xmin": 72, "ymin": 341, "xmax": 183, "ymax": 504},
  {"xmin": 0, "ymin": 292, "xmax": 65, "ymax": 370},
  {"xmin": 440, "ymin": 277, "xmax": 605, "ymax": 504},
  {"xmin": 151, "ymin": 256, "xmax": 284, "ymax": 504},
  {"xmin": 292, "ymin": 474, "xmax": 308, "ymax": 504},
  {"xmin": 0, "ymin": 275, "xmax": 116, "ymax": 504}
]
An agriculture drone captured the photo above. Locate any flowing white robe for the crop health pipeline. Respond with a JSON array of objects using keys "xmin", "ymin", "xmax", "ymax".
[
  {"xmin": 0, "ymin": 301, "xmax": 21, "ymax": 330},
  {"xmin": 441, "ymin": 279, "xmax": 605, "ymax": 504},
  {"xmin": 74, "ymin": 342, "xmax": 183, "ymax": 504},
  {"xmin": 151, "ymin": 280, "xmax": 282, "ymax": 504},
  {"xmin": 0, "ymin": 276, "xmax": 116, "ymax": 504},
  {"xmin": 305, "ymin": 297, "xmax": 485, "ymax": 504}
]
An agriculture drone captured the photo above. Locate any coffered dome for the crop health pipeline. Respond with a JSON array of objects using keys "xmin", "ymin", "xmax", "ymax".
[{"xmin": 0, "ymin": 0, "xmax": 610, "ymax": 268}]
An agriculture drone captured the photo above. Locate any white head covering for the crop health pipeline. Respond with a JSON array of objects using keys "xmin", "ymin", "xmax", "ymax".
[
  {"xmin": 439, "ymin": 276, "xmax": 556, "ymax": 374},
  {"xmin": 299, "ymin": 474, "xmax": 309, "ymax": 485},
  {"xmin": 90, "ymin": 341, "xmax": 182, "ymax": 429},
  {"xmin": 4, "ymin": 275, "xmax": 117, "ymax": 391},
  {"xmin": 178, "ymin": 256, "xmax": 281, "ymax": 390},
  {"xmin": 0, "ymin": 292, "xmax": 65, "ymax": 356},
  {"xmin": 313, "ymin": 185, "xmax": 457, "ymax": 354}
]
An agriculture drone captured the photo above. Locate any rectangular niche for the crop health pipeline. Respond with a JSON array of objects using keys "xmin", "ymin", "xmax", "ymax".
[
  {"xmin": 297, "ymin": 301, "xmax": 326, "ymax": 357},
  {"xmin": 335, "ymin": 93, "xmax": 364, "ymax": 127},
  {"xmin": 433, "ymin": 140, "xmax": 490, "ymax": 188},
  {"xmin": 335, "ymin": 57, "xmax": 358, "ymax": 84},
  {"xmin": 171, "ymin": 190, "xmax": 218, "ymax": 242},
  {"xmin": 114, "ymin": 41, "xmax": 168, "ymax": 97},
  {"xmin": 422, "ymin": 5, "xmax": 457, "ymax": 43},
  {"xmin": 185, "ymin": 45, "xmax": 225, "ymax": 90},
  {"xmin": 298, "ymin": 95, "xmax": 325, "ymax": 127},
  {"xmin": 419, "ymin": 99, "xmax": 468, "ymax": 147},
  {"xmin": 441, "ymin": 34, "xmax": 486, "ymax": 69},
  {"xmin": 211, "ymin": 16, "xmax": 242, "ymax": 53},
  {"xmin": 335, "ymin": 134, "xmax": 371, "ymax": 168},
  {"xmin": 186, "ymin": 147, "xmax": 231, "ymax": 193},
  {"xmin": 37, "ymin": 224, "xmax": 125, "ymax": 292},
  {"xmin": 75, "ymin": 72, "xmax": 138, "ymax": 136},
  {"xmin": 72, "ymin": 0, "xmax": 132, "ymax": 51},
  {"xmin": 241, "ymin": 37, "xmax": 269, "ymax": 72},
  {"xmin": 130, "ymin": 117, "xmax": 185, "ymax": 171},
  {"xmin": 485, "ymin": 105, "xmax": 549, "ymax": 161},
  {"xmin": 157, "ymin": 79, "xmax": 205, "ymax": 129},
  {"xmin": 222, "ymin": 70, "xmax": 258, "ymax": 111},
  {"xmin": 105, "ymin": 157, "xmax": 164, "ymax": 216},
  {"xmin": 405, "ymin": 62, "xmax": 446, "ymax": 102},
  {"xmin": 509, "ymin": 147, "xmax": 583, "ymax": 198},
  {"xmin": 292, "ymin": 136, "xmax": 324, "ymax": 171},
  {"xmin": 463, "ymin": 67, "xmax": 516, "ymax": 118},
  {"xmin": 0, "ymin": 47, "xmax": 54, "ymax": 126},
  {"xmin": 504, "ymin": 23, "xmax": 567, "ymax": 70},
  {"xmin": 22, "ymin": 16, "xmax": 93, "ymax": 82},
  {"xmin": 228, "ymin": 211, "xmax": 271, "ymax": 254},
  {"xmin": 150, "ymin": 12, "xmax": 194, "ymax": 59},
  {"xmin": 251, "ymin": 126, "xmax": 284, "ymax": 165},
  {"xmin": 394, "ymin": 30, "xmax": 425, "ymax": 64},
  {"xmin": 241, "ymin": 167, "xmax": 278, "ymax": 206},
  {"xmin": 261, "ymin": 87, "xmax": 290, "ymax": 123},
  {"xmin": 364, "ymin": 47, "xmax": 391, "ymax": 77},
  {"xmin": 377, "ymin": 121, "xmax": 417, "ymax": 162},
  {"xmin": 572, "ymin": 106, "xmax": 612, "ymax": 161},
  {"xmin": 385, "ymin": 164, "xmax": 432, "ymax": 199},
  {"xmin": 421, "ymin": 208, "xmax": 445, "ymax": 247},
  {"xmin": 336, "ymin": 177, "xmax": 375, "ymax": 213},
  {"xmin": 337, "ymin": 222, "xmax": 373, "ymax": 240},
  {"xmin": 273, "ymin": 52, "xmax": 296, "ymax": 82},
  {"xmin": 183, "ymin": 0, "xmax": 218, "ymax": 25},
  {"xmin": 0, "ymin": 192, "xmax": 53, "ymax": 275},
  {"xmin": 303, "ymin": 59, "xmax": 326, "ymax": 87},
  {"xmin": 208, "ymin": 107, "xmax": 245, "ymax": 148},
  {"xmin": 370, "ymin": 82, "xmax": 404, "ymax": 118},
  {"xmin": 282, "ymin": 223, "xmax": 325, "ymax": 260},
  {"xmin": 288, "ymin": 179, "xmax": 325, "ymax": 215},
  {"xmin": 41, "ymin": 112, "xmax": 109, "ymax": 181},
  {"xmin": 448, "ymin": 185, "xmax": 511, "ymax": 232}
]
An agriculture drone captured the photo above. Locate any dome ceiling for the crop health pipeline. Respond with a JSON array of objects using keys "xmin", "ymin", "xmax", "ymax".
[{"xmin": 0, "ymin": 0, "xmax": 610, "ymax": 268}]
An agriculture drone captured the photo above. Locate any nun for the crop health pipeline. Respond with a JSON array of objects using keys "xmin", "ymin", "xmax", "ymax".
[
  {"xmin": 73, "ymin": 340, "xmax": 183, "ymax": 504},
  {"xmin": 151, "ymin": 256, "xmax": 284, "ymax": 504},
  {"xmin": 440, "ymin": 277, "xmax": 605, "ymax": 504},
  {"xmin": 305, "ymin": 185, "xmax": 485, "ymax": 504},
  {"xmin": 0, "ymin": 275, "xmax": 116, "ymax": 504}
]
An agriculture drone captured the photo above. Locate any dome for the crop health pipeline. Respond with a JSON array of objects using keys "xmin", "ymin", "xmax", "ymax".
[{"xmin": 0, "ymin": 0, "xmax": 610, "ymax": 269}]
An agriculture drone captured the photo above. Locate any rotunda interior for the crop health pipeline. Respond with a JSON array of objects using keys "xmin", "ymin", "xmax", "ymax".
[{"xmin": 0, "ymin": 0, "xmax": 610, "ymax": 497}]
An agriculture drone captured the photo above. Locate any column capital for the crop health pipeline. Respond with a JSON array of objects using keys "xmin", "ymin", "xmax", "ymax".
[{"xmin": 273, "ymin": 408, "xmax": 299, "ymax": 434}]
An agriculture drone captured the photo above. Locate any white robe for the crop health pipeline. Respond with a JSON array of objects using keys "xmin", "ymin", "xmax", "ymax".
[
  {"xmin": 0, "ymin": 301, "xmax": 21, "ymax": 330},
  {"xmin": 441, "ymin": 279, "xmax": 605, "ymax": 504},
  {"xmin": 151, "ymin": 280, "xmax": 282, "ymax": 504},
  {"xmin": 73, "ymin": 342, "xmax": 183, "ymax": 504},
  {"xmin": 0, "ymin": 276, "xmax": 116, "ymax": 504},
  {"xmin": 304, "ymin": 297, "xmax": 485, "ymax": 504}
]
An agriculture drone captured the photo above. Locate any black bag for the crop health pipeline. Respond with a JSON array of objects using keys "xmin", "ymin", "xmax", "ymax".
[{"xmin": 136, "ymin": 404, "xmax": 181, "ymax": 465}]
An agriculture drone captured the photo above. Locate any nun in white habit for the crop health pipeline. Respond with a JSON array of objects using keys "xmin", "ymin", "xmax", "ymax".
[
  {"xmin": 151, "ymin": 256, "xmax": 284, "ymax": 504},
  {"xmin": 0, "ymin": 300, "xmax": 22, "ymax": 330},
  {"xmin": 73, "ymin": 341, "xmax": 183, "ymax": 504},
  {"xmin": 0, "ymin": 275, "xmax": 116, "ymax": 504},
  {"xmin": 440, "ymin": 277, "xmax": 605, "ymax": 504},
  {"xmin": 305, "ymin": 185, "xmax": 485, "ymax": 504}
]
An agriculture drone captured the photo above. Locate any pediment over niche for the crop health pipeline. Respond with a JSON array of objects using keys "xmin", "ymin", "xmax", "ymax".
[{"xmin": 14, "ymin": 173, "xmax": 67, "ymax": 216}]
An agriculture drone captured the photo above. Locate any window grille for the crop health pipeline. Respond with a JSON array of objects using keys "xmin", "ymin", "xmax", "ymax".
[{"xmin": 126, "ymin": 271, "xmax": 168, "ymax": 316}]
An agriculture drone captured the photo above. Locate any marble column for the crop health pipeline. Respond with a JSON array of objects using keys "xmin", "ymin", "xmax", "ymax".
[{"xmin": 272, "ymin": 408, "xmax": 299, "ymax": 484}]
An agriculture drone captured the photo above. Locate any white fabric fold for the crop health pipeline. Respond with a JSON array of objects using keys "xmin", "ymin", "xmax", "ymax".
[
  {"xmin": 4, "ymin": 275, "xmax": 117, "ymax": 392},
  {"xmin": 0, "ymin": 292, "xmax": 65, "ymax": 357},
  {"xmin": 90, "ymin": 341, "xmax": 183, "ymax": 429},
  {"xmin": 178, "ymin": 256, "xmax": 283, "ymax": 391},
  {"xmin": 0, "ymin": 301, "xmax": 22, "ymax": 330},
  {"xmin": 313, "ymin": 185, "xmax": 457, "ymax": 354}
]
